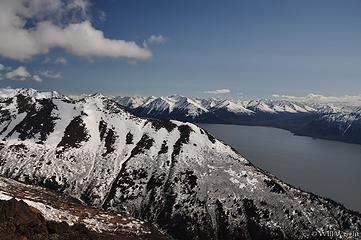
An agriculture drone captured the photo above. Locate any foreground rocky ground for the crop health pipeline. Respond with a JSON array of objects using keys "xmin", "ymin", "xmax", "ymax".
[{"xmin": 0, "ymin": 176, "xmax": 168, "ymax": 240}]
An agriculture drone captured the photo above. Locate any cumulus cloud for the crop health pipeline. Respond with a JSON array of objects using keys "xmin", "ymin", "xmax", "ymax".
[
  {"xmin": 4, "ymin": 66, "xmax": 31, "ymax": 80},
  {"xmin": 32, "ymin": 75, "xmax": 43, "ymax": 82},
  {"xmin": 0, "ymin": 64, "xmax": 11, "ymax": 72},
  {"xmin": 147, "ymin": 34, "xmax": 168, "ymax": 45},
  {"xmin": 0, "ymin": 64, "xmax": 11, "ymax": 80},
  {"xmin": 203, "ymin": 89, "xmax": 231, "ymax": 95},
  {"xmin": 0, "ymin": 63, "xmax": 59, "ymax": 82},
  {"xmin": 97, "ymin": 10, "xmax": 107, "ymax": 22},
  {"xmin": 42, "ymin": 57, "xmax": 52, "ymax": 64},
  {"xmin": 0, "ymin": 0, "xmax": 151, "ymax": 60},
  {"xmin": 38, "ymin": 70, "xmax": 62, "ymax": 79},
  {"xmin": 43, "ymin": 56, "xmax": 68, "ymax": 65},
  {"xmin": 54, "ymin": 57, "xmax": 68, "ymax": 65},
  {"xmin": 272, "ymin": 93, "xmax": 361, "ymax": 105}
]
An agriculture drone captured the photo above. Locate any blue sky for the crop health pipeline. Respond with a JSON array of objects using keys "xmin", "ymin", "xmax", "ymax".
[{"xmin": 0, "ymin": 0, "xmax": 360, "ymax": 98}]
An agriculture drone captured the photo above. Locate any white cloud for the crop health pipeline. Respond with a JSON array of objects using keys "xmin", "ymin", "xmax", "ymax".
[
  {"xmin": 97, "ymin": 10, "xmax": 106, "ymax": 22},
  {"xmin": 273, "ymin": 93, "xmax": 361, "ymax": 105},
  {"xmin": 43, "ymin": 56, "xmax": 68, "ymax": 65},
  {"xmin": 0, "ymin": 63, "xmax": 58, "ymax": 82},
  {"xmin": 34, "ymin": 21, "xmax": 152, "ymax": 59},
  {"xmin": 38, "ymin": 70, "xmax": 62, "ymax": 79},
  {"xmin": 4, "ymin": 66, "xmax": 31, "ymax": 80},
  {"xmin": 0, "ymin": 64, "xmax": 11, "ymax": 72},
  {"xmin": 0, "ymin": 0, "xmax": 151, "ymax": 60},
  {"xmin": 203, "ymin": 89, "xmax": 231, "ymax": 95},
  {"xmin": 42, "ymin": 56, "xmax": 52, "ymax": 64},
  {"xmin": 147, "ymin": 34, "xmax": 168, "ymax": 45},
  {"xmin": 54, "ymin": 57, "xmax": 68, "ymax": 65},
  {"xmin": 32, "ymin": 75, "xmax": 43, "ymax": 82}
]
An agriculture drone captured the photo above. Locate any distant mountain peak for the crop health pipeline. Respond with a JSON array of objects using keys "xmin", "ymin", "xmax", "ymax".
[{"xmin": 0, "ymin": 88, "xmax": 62, "ymax": 100}]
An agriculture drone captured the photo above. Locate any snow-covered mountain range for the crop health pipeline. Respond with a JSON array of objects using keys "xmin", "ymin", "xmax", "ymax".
[
  {"xmin": 116, "ymin": 95, "xmax": 361, "ymax": 144},
  {"xmin": 115, "ymin": 95, "xmax": 318, "ymax": 116},
  {"xmin": 0, "ymin": 88, "xmax": 360, "ymax": 240}
]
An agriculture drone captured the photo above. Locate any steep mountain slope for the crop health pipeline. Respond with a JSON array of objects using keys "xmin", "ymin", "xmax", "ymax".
[
  {"xmin": 0, "ymin": 89, "xmax": 360, "ymax": 240},
  {"xmin": 116, "ymin": 95, "xmax": 361, "ymax": 144},
  {"xmin": 303, "ymin": 106, "xmax": 361, "ymax": 143},
  {"xmin": 0, "ymin": 176, "xmax": 167, "ymax": 240}
]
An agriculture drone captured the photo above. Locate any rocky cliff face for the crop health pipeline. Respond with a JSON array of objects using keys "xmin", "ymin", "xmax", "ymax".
[{"xmin": 0, "ymin": 89, "xmax": 360, "ymax": 239}]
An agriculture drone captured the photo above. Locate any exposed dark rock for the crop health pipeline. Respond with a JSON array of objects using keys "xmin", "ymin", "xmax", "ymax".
[
  {"xmin": 172, "ymin": 125, "xmax": 193, "ymax": 159},
  {"xmin": 57, "ymin": 116, "xmax": 89, "ymax": 154},
  {"xmin": 264, "ymin": 179, "xmax": 286, "ymax": 194},
  {"xmin": 103, "ymin": 98, "xmax": 127, "ymax": 114},
  {"xmin": 0, "ymin": 109, "xmax": 12, "ymax": 131},
  {"xmin": 130, "ymin": 134, "xmax": 154, "ymax": 158},
  {"xmin": 215, "ymin": 200, "xmax": 230, "ymax": 239},
  {"xmin": 126, "ymin": 132, "xmax": 134, "ymax": 144},
  {"xmin": 0, "ymin": 198, "xmax": 142, "ymax": 240},
  {"xmin": 42, "ymin": 176, "xmax": 70, "ymax": 192},
  {"xmin": 180, "ymin": 170, "xmax": 198, "ymax": 190},
  {"xmin": 146, "ymin": 174, "xmax": 165, "ymax": 192},
  {"xmin": 102, "ymin": 128, "xmax": 117, "ymax": 157},
  {"xmin": 204, "ymin": 130, "xmax": 216, "ymax": 144},
  {"xmin": 147, "ymin": 118, "xmax": 177, "ymax": 132},
  {"xmin": 16, "ymin": 94, "xmax": 34, "ymax": 114},
  {"xmin": 9, "ymin": 143, "xmax": 28, "ymax": 151},
  {"xmin": 6, "ymin": 99, "xmax": 58, "ymax": 142},
  {"xmin": 158, "ymin": 140, "xmax": 168, "ymax": 154},
  {"xmin": 243, "ymin": 198, "xmax": 286, "ymax": 240},
  {"xmin": 102, "ymin": 135, "xmax": 154, "ymax": 208},
  {"xmin": 98, "ymin": 120, "xmax": 107, "ymax": 141}
]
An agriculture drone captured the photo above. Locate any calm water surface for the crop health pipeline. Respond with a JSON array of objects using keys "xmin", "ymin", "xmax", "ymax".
[{"xmin": 199, "ymin": 124, "xmax": 361, "ymax": 212}]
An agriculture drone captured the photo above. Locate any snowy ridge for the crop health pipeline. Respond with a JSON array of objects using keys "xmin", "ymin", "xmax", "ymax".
[
  {"xmin": 0, "ymin": 88, "xmax": 62, "ymax": 100},
  {"xmin": 212, "ymin": 100, "xmax": 254, "ymax": 115},
  {"xmin": 115, "ymin": 95, "xmax": 317, "ymax": 117},
  {"xmin": 0, "ymin": 89, "xmax": 360, "ymax": 240},
  {"xmin": 116, "ymin": 95, "xmax": 211, "ymax": 118},
  {"xmin": 116, "ymin": 95, "xmax": 361, "ymax": 144}
]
